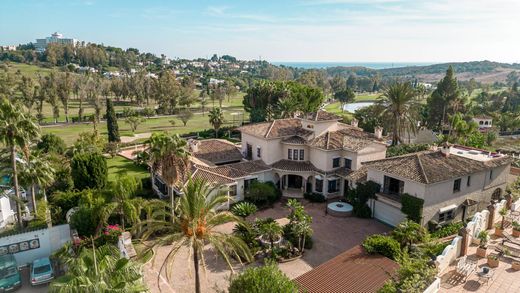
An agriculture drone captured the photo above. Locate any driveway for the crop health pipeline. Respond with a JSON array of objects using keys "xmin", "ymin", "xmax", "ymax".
[
  {"xmin": 17, "ymin": 266, "xmax": 49, "ymax": 293},
  {"xmin": 143, "ymin": 200, "xmax": 392, "ymax": 293}
]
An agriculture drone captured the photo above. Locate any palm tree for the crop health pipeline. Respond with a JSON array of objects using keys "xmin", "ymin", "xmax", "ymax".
[
  {"xmin": 49, "ymin": 243, "xmax": 147, "ymax": 293},
  {"xmin": 208, "ymin": 107, "xmax": 224, "ymax": 138},
  {"xmin": 0, "ymin": 98, "xmax": 40, "ymax": 228},
  {"xmin": 258, "ymin": 220, "xmax": 283, "ymax": 256},
  {"xmin": 392, "ymin": 220, "xmax": 427, "ymax": 249},
  {"xmin": 377, "ymin": 82, "xmax": 418, "ymax": 145},
  {"xmin": 148, "ymin": 132, "xmax": 190, "ymax": 214},
  {"xmin": 100, "ymin": 174, "xmax": 141, "ymax": 230},
  {"xmin": 138, "ymin": 178, "xmax": 252, "ymax": 293},
  {"xmin": 18, "ymin": 151, "xmax": 55, "ymax": 224}
]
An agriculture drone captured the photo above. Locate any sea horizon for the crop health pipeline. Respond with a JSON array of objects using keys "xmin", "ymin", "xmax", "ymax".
[{"xmin": 270, "ymin": 61, "xmax": 435, "ymax": 70}]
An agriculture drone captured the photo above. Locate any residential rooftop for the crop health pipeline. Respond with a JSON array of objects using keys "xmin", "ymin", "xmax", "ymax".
[
  {"xmin": 294, "ymin": 245, "xmax": 399, "ymax": 293},
  {"xmin": 364, "ymin": 145, "xmax": 512, "ymax": 184}
]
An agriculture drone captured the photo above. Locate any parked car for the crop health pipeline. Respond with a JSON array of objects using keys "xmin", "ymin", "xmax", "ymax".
[
  {"xmin": 30, "ymin": 257, "xmax": 53, "ymax": 286},
  {"xmin": 0, "ymin": 254, "xmax": 22, "ymax": 292}
]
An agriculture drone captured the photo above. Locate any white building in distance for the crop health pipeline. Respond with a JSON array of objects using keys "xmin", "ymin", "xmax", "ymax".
[{"xmin": 35, "ymin": 32, "xmax": 78, "ymax": 52}]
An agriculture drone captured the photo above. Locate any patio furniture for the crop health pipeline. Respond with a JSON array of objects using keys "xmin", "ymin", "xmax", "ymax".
[
  {"xmin": 502, "ymin": 231, "xmax": 520, "ymax": 247},
  {"xmin": 477, "ymin": 266, "xmax": 494, "ymax": 285},
  {"xmin": 456, "ymin": 256, "xmax": 477, "ymax": 281}
]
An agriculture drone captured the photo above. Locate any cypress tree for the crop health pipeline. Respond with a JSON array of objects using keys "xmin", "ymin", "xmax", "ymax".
[{"xmin": 106, "ymin": 98, "xmax": 120, "ymax": 142}]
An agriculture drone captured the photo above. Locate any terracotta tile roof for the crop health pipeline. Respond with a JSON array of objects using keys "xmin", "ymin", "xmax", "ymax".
[
  {"xmin": 281, "ymin": 136, "xmax": 307, "ymax": 145},
  {"xmin": 191, "ymin": 168, "xmax": 235, "ymax": 185},
  {"xmin": 364, "ymin": 150, "xmax": 513, "ymax": 184},
  {"xmin": 295, "ymin": 245, "xmax": 399, "ymax": 293},
  {"xmin": 196, "ymin": 164, "xmax": 249, "ymax": 178},
  {"xmin": 238, "ymin": 118, "xmax": 313, "ymax": 139},
  {"xmin": 309, "ymin": 127, "xmax": 383, "ymax": 151},
  {"xmin": 227, "ymin": 160, "xmax": 271, "ymax": 174},
  {"xmin": 298, "ymin": 110, "xmax": 342, "ymax": 121},
  {"xmin": 271, "ymin": 160, "xmax": 318, "ymax": 172},
  {"xmin": 191, "ymin": 139, "xmax": 243, "ymax": 164},
  {"xmin": 335, "ymin": 167, "xmax": 368, "ymax": 183}
]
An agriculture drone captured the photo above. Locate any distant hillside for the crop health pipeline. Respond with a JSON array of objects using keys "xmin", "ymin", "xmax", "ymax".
[{"xmin": 323, "ymin": 61, "xmax": 520, "ymax": 83}]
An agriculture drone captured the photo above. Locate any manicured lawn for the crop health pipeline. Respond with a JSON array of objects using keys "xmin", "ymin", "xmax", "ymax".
[
  {"xmin": 107, "ymin": 156, "xmax": 149, "ymax": 182},
  {"xmin": 42, "ymin": 109, "xmax": 248, "ymax": 145},
  {"xmin": 355, "ymin": 93, "xmax": 380, "ymax": 101},
  {"xmin": 323, "ymin": 102, "xmax": 353, "ymax": 120},
  {"xmin": 3, "ymin": 63, "xmax": 54, "ymax": 77}
]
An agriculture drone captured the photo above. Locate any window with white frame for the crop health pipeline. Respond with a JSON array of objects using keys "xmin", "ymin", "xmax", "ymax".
[
  {"xmin": 332, "ymin": 157, "xmax": 340, "ymax": 168},
  {"xmin": 439, "ymin": 205, "xmax": 456, "ymax": 222}
]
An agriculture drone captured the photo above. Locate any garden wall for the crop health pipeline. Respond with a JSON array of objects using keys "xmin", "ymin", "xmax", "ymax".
[
  {"xmin": 511, "ymin": 199, "xmax": 520, "ymax": 212},
  {"xmin": 423, "ymin": 277, "xmax": 441, "ymax": 293},
  {"xmin": 434, "ymin": 199, "xmax": 507, "ymax": 274},
  {"xmin": 0, "ymin": 224, "xmax": 71, "ymax": 266}
]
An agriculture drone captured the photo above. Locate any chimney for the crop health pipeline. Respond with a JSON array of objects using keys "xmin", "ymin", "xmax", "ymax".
[
  {"xmin": 351, "ymin": 118, "xmax": 359, "ymax": 128},
  {"xmin": 188, "ymin": 139, "xmax": 199, "ymax": 153},
  {"xmin": 374, "ymin": 126, "xmax": 383, "ymax": 139},
  {"xmin": 440, "ymin": 142, "xmax": 451, "ymax": 157}
]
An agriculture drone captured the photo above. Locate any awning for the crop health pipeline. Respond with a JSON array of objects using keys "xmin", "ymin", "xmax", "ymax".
[
  {"xmin": 327, "ymin": 175, "xmax": 340, "ymax": 180},
  {"xmin": 315, "ymin": 175, "xmax": 323, "ymax": 180},
  {"xmin": 439, "ymin": 204, "xmax": 458, "ymax": 213}
]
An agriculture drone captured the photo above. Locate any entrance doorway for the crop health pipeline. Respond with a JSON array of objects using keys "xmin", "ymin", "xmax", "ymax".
[{"xmin": 287, "ymin": 175, "xmax": 303, "ymax": 189}]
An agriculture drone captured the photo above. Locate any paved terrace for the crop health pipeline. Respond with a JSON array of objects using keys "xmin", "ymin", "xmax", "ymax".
[
  {"xmin": 440, "ymin": 228, "xmax": 520, "ymax": 293},
  {"xmin": 142, "ymin": 200, "xmax": 391, "ymax": 293}
]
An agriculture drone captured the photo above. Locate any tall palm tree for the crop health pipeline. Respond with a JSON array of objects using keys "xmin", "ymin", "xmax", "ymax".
[
  {"xmin": 49, "ymin": 243, "xmax": 147, "ymax": 293},
  {"xmin": 148, "ymin": 132, "xmax": 190, "ymax": 214},
  {"xmin": 19, "ymin": 151, "xmax": 55, "ymax": 224},
  {"xmin": 0, "ymin": 98, "xmax": 40, "ymax": 228},
  {"xmin": 377, "ymin": 82, "xmax": 418, "ymax": 145},
  {"xmin": 139, "ymin": 178, "xmax": 252, "ymax": 293},
  {"xmin": 208, "ymin": 107, "xmax": 224, "ymax": 138}
]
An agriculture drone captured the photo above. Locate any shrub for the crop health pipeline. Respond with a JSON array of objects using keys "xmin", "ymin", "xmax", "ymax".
[
  {"xmin": 48, "ymin": 190, "xmax": 89, "ymax": 224},
  {"xmin": 346, "ymin": 181, "xmax": 380, "ymax": 218},
  {"xmin": 304, "ymin": 192, "xmax": 326, "ymax": 202},
  {"xmin": 363, "ymin": 235, "xmax": 401, "ymax": 260},
  {"xmin": 228, "ymin": 262, "xmax": 299, "ymax": 293},
  {"xmin": 71, "ymin": 152, "xmax": 108, "ymax": 190},
  {"xmin": 245, "ymin": 181, "xmax": 279, "ymax": 207},
  {"xmin": 70, "ymin": 206, "xmax": 99, "ymax": 237},
  {"xmin": 400, "ymin": 194, "xmax": 424, "ymax": 223},
  {"xmin": 392, "ymin": 220, "xmax": 428, "ymax": 249},
  {"xmin": 431, "ymin": 222, "xmax": 463, "ymax": 239},
  {"xmin": 231, "ymin": 202, "xmax": 258, "ymax": 218},
  {"xmin": 37, "ymin": 133, "xmax": 67, "ymax": 155},
  {"xmin": 283, "ymin": 224, "xmax": 313, "ymax": 250}
]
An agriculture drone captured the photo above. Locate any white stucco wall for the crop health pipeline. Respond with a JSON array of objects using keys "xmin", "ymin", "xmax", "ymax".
[
  {"xmin": 366, "ymin": 163, "xmax": 509, "ymax": 225},
  {"xmin": 241, "ymin": 133, "xmax": 282, "ymax": 164},
  {"xmin": 0, "ymin": 224, "xmax": 71, "ymax": 266}
]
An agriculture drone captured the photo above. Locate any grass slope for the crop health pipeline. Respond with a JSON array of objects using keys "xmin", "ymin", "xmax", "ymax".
[{"xmin": 107, "ymin": 156, "xmax": 149, "ymax": 182}]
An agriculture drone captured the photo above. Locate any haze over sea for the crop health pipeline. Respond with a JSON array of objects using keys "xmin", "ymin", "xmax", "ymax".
[{"xmin": 271, "ymin": 62, "xmax": 434, "ymax": 70}]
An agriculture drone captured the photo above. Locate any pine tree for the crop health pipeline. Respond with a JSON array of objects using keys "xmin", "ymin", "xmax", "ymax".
[{"xmin": 106, "ymin": 98, "xmax": 120, "ymax": 142}]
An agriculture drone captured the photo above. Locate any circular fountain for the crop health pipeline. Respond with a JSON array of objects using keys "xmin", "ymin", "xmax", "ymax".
[{"xmin": 327, "ymin": 202, "xmax": 353, "ymax": 217}]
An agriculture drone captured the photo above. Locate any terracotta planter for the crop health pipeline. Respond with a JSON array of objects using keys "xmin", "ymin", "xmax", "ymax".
[
  {"xmin": 513, "ymin": 229, "xmax": 520, "ymax": 238},
  {"xmin": 512, "ymin": 261, "xmax": 520, "ymax": 271},
  {"xmin": 476, "ymin": 247, "xmax": 488, "ymax": 258},
  {"xmin": 487, "ymin": 256, "xmax": 500, "ymax": 268},
  {"xmin": 495, "ymin": 227, "xmax": 504, "ymax": 237}
]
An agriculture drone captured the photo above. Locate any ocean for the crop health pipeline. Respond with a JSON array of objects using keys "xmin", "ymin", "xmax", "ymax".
[{"xmin": 271, "ymin": 61, "xmax": 433, "ymax": 70}]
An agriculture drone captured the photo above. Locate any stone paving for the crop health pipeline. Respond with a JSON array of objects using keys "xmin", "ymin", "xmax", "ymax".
[
  {"xmin": 142, "ymin": 200, "xmax": 391, "ymax": 293},
  {"xmin": 440, "ymin": 232, "xmax": 520, "ymax": 293}
]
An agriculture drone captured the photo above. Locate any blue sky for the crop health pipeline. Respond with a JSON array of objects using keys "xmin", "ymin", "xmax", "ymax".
[{"xmin": 1, "ymin": 0, "xmax": 519, "ymax": 62}]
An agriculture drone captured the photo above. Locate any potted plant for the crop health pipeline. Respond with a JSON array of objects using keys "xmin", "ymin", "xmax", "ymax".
[
  {"xmin": 513, "ymin": 221, "xmax": 520, "ymax": 238},
  {"xmin": 495, "ymin": 223, "xmax": 504, "ymax": 237},
  {"xmin": 476, "ymin": 231, "xmax": 489, "ymax": 258},
  {"xmin": 487, "ymin": 254, "xmax": 500, "ymax": 268},
  {"xmin": 496, "ymin": 207, "xmax": 509, "ymax": 236}
]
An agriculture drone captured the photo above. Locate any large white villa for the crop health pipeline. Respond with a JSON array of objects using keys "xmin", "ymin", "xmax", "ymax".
[{"xmin": 151, "ymin": 110, "xmax": 512, "ymax": 227}]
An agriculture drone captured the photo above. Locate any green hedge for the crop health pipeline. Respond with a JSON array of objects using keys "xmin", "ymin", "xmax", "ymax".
[
  {"xmin": 401, "ymin": 194, "xmax": 424, "ymax": 223},
  {"xmin": 362, "ymin": 234, "xmax": 401, "ymax": 260}
]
